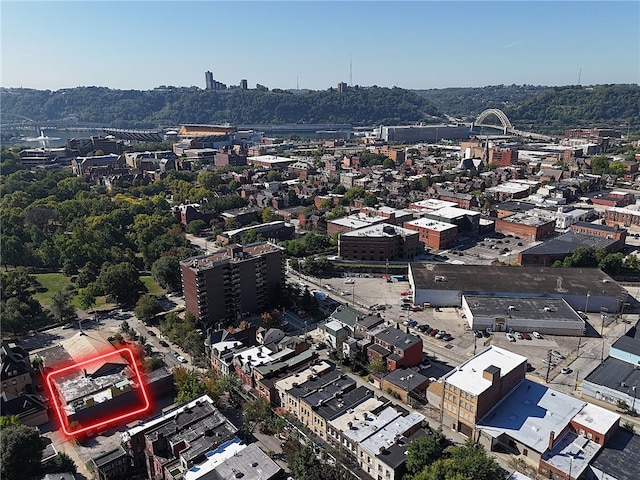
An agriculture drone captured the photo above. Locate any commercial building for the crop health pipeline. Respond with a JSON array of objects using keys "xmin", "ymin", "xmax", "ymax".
[
  {"xmin": 604, "ymin": 206, "xmax": 640, "ymax": 229},
  {"xmin": 375, "ymin": 124, "xmax": 470, "ymax": 143},
  {"xmin": 338, "ymin": 223, "xmax": 419, "ymax": 261},
  {"xmin": 402, "ymin": 218, "xmax": 458, "ymax": 250},
  {"xmin": 494, "ymin": 212, "xmax": 556, "ymax": 241},
  {"xmin": 327, "ymin": 212, "xmax": 388, "ymax": 237},
  {"xmin": 583, "ymin": 324, "xmax": 640, "ymax": 415},
  {"xmin": 119, "ymin": 395, "xmax": 239, "ymax": 480},
  {"xmin": 436, "ymin": 346, "xmax": 527, "ymax": 437},
  {"xmin": 461, "ymin": 296, "xmax": 586, "ymax": 336},
  {"xmin": 180, "ymin": 242, "xmax": 284, "ymax": 325},
  {"xmin": 408, "ymin": 263, "xmax": 627, "ymax": 313}
]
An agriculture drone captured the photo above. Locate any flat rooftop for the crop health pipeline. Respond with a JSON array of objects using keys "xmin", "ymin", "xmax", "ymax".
[
  {"xmin": 328, "ymin": 213, "xmax": 388, "ymax": 228},
  {"xmin": 590, "ymin": 427, "xmax": 640, "ymax": 480},
  {"xmin": 181, "ymin": 242, "xmax": 281, "ymax": 271},
  {"xmin": 409, "ymin": 264, "xmax": 626, "ymax": 298},
  {"xmin": 584, "ymin": 357, "xmax": 640, "ymax": 395},
  {"xmin": 443, "ymin": 346, "xmax": 527, "ymax": 396},
  {"xmin": 431, "ymin": 206, "xmax": 481, "ymax": 219},
  {"xmin": 541, "ymin": 430, "xmax": 601, "ymax": 480},
  {"xmin": 464, "ymin": 296, "xmax": 584, "ymax": 324},
  {"xmin": 477, "ymin": 379, "xmax": 586, "ymax": 454},
  {"xmin": 341, "ymin": 223, "xmax": 418, "ymax": 238},
  {"xmin": 404, "ymin": 218, "xmax": 457, "ymax": 232},
  {"xmin": 520, "ymin": 232, "xmax": 617, "ymax": 256},
  {"xmin": 499, "ymin": 212, "xmax": 554, "ymax": 227}
]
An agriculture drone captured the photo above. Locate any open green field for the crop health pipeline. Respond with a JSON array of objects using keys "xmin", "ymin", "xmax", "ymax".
[
  {"xmin": 33, "ymin": 273, "xmax": 164, "ymax": 311},
  {"xmin": 140, "ymin": 275, "xmax": 165, "ymax": 297},
  {"xmin": 32, "ymin": 273, "xmax": 74, "ymax": 306}
]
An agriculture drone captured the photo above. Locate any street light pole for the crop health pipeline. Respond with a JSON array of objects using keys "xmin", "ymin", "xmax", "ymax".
[
  {"xmin": 577, "ymin": 293, "xmax": 589, "ymax": 354},
  {"xmin": 600, "ymin": 313, "xmax": 607, "ymax": 362},
  {"xmin": 632, "ymin": 385, "xmax": 637, "ymax": 415}
]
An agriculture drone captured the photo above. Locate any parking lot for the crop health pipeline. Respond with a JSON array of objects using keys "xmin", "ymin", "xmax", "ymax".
[{"xmin": 302, "ymin": 270, "xmax": 640, "ymax": 397}]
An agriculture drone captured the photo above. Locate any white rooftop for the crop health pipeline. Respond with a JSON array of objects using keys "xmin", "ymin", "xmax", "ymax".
[
  {"xmin": 431, "ymin": 206, "xmax": 481, "ymax": 219},
  {"xmin": 360, "ymin": 411, "xmax": 425, "ymax": 455},
  {"xmin": 342, "ymin": 406, "xmax": 401, "ymax": 444},
  {"xmin": 184, "ymin": 437, "xmax": 246, "ymax": 480},
  {"xmin": 329, "ymin": 397, "xmax": 387, "ymax": 433},
  {"xmin": 329, "ymin": 213, "xmax": 387, "ymax": 228},
  {"xmin": 541, "ymin": 430, "xmax": 601, "ymax": 480},
  {"xmin": 410, "ymin": 199, "xmax": 459, "ymax": 211},
  {"xmin": 572, "ymin": 403, "xmax": 619, "ymax": 435},
  {"xmin": 477, "ymin": 379, "xmax": 586, "ymax": 454},
  {"xmin": 247, "ymin": 155, "xmax": 295, "ymax": 165},
  {"xmin": 275, "ymin": 362, "xmax": 332, "ymax": 392},
  {"xmin": 444, "ymin": 346, "xmax": 527, "ymax": 396},
  {"xmin": 404, "ymin": 217, "xmax": 457, "ymax": 232},
  {"xmin": 233, "ymin": 345, "xmax": 274, "ymax": 367},
  {"xmin": 342, "ymin": 223, "xmax": 418, "ymax": 238}
]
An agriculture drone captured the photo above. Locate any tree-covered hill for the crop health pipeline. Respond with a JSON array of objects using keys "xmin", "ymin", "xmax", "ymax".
[
  {"xmin": 0, "ymin": 86, "xmax": 443, "ymax": 129},
  {"xmin": 2, "ymin": 83, "xmax": 637, "ymax": 132}
]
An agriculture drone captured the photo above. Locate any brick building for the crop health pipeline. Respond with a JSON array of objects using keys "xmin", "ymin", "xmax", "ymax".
[
  {"xmin": 489, "ymin": 147, "xmax": 519, "ymax": 167},
  {"xmin": 338, "ymin": 223, "xmax": 419, "ymax": 261},
  {"xmin": 180, "ymin": 242, "xmax": 284, "ymax": 325},
  {"xmin": 494, "ymin": 212, "xmax": 555, "ymax": 241},
  {"xmin": 403, "ymin": 218, "xmax": 458, "ymax": 250}
]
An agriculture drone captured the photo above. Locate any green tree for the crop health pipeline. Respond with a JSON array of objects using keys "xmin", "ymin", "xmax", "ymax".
[
  {"xmin": 590, "ymin": 156, "xmax": 610, "ymax": 175},
  {"xmin": 369, "ymin": 358, "xmax": 387, "ymax": 375},
  {"xmin": 151, "ymin": 255, "xmax": 182, "ymax": 292},
  {"xmin": 242, "ymin": 396, "xmax": 272, "ymax": 437},
  {"xmin": 599, "ymin": 253, "xmax": 624, "ymax": 275},
  {"xmin": 48, "ymin": 452, "xmax": 77, "ymax": 474},
  {"xmin": 0, "ymin": 424, "xmax": 44, "ymax": 480},
  {"xmin": 406, "ymin": 430, "xmax": 450, "ymax": 475},
  {"xmin": 0, "ymin": 235, "xmax": 23, "ymax": 270},
  {"xmin": 134, "ymin": 294, "xmax": 162, "ymax": 324},
  {"xmin": 186, "ymin": 219, "xmax": 207, "ymax": 235},
  {"xmin": 77, "ymin": 282, "xmax": 99, "ymax": 314},
  {"xmin": 49, "ymin": 290, "xmax": 76, "ymax": 324},
  {"xmin": 97, "ymin": 262, "xmax": 145, "ymax": 305}
]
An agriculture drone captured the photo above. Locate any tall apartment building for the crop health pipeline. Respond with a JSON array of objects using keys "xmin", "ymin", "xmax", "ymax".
[
  {"xmin": 205, "ymin": 71, "xmax": 214, "ymax": 90},
  {"xmin": 180, "ymin": 242, "xmax": 284, "ymax": 325}
]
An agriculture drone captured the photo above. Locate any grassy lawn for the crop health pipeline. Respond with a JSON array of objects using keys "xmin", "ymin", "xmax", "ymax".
[
  {"xmin": 32, "ymin": 273, "xmax": 74, "ymax": 307},
  {"xmin": 32, "ymin": 272, "xmax": 164, "ymax": 313},
  {"xmin": 141, "ymin": 275, "xmax": 165, "ymax": 297}
]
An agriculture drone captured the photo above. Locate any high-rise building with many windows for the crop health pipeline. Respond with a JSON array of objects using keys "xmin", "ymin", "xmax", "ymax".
[{"xmin": 180, "ymin": 242, "xmax": 285, "ymax": 325}]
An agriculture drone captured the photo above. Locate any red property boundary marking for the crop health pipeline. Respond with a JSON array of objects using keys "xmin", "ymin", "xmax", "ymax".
[{"xmin": 45, "ymin": 347, "xmax": 151, "ymax": 437}]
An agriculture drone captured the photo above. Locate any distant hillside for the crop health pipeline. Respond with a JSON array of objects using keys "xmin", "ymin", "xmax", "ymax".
[
  {"xmin": 0, "ymin": 86, "xmax": 443, "ymax": 129},
  {"xmin": 2, "ymin": 84, "xmax": 637, "ymax": 133},
  {"xmin": 416, "ymin": 84, "xmax": 640, "ymax": 133}
]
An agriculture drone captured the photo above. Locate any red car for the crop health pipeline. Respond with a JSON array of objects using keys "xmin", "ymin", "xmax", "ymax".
[
  {"xmin": 429, "ymin": 328, "xmax": 439, "ymax": 337},
  {"xmin": 410, "ymin": 306, "xmax": 422, "ymax": 312},
  {"xmin": 522, "ymin": 332, "xmax": 532, "ymax": 340},
  {"xmin": 400, "ymin": 291, "xmax": 410, "ymax": 296}
]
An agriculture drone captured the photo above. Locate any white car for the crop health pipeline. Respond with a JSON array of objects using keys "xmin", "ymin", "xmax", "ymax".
[
  {"xmin": 532, "ymin": 331, "xmax": 543, "ymax": 339},
  {"xmin": 506, "ymin": 333, "xmax": 516, "ymax": 342},
  {"xmin": 177, "ymin": 355, "xmax": 188, "ymax": 364}
]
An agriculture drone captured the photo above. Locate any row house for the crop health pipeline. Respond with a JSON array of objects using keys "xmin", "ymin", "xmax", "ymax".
[{"xmin": 364, "ymin": 325, "xmax": 423, "ymax": 371}]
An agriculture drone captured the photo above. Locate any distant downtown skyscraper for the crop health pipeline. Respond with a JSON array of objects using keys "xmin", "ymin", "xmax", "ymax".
[{"xmin": 205, "ymin": 71, "xmax": 214, "ymax": 90}]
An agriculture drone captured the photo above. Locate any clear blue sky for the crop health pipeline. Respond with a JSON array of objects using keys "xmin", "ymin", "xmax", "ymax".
[{"xmin": 1, "ymin": 1, "xmax": 638, "ymax": 91}]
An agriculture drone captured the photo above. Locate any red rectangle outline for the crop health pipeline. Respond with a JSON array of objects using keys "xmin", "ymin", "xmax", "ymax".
[{"xmin": 45, "ymin": 347, "xmax": 150, "ymax": 437}]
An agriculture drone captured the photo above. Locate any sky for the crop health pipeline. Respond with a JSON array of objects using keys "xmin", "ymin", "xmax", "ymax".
[{"xmin": 1, "ymin": 1, "xmax": 638, "ymax": 91}]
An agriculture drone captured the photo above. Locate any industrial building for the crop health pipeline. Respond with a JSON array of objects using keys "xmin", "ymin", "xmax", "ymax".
[
  {"xmin": 461, "ymin": 296, "xmax": 586, "ymax": 336},
  {"xmin": 408, "ymin": 263, "xmax": 628, "ymax": 313},
  {"xmin": 338, "ymin": 223, "xmax": 419, "ymax": 261}
]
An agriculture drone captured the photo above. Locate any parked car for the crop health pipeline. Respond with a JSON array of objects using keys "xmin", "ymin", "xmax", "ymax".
[
  {"xmin": 400, "ymin": 291, "xmax": 410, "ymax": 296},
  {"xmin": 177, "ymin": 355, "xmax": 188, "ymax": 364},
  {"xmin": 410, "ymin": 306, "xmax": 422, "ymax": 311},
  {"xmin": 435, "ymin": 330, "xmax": 446, "ymax": 339},
  {"xmin": 401, "ymin": 304, "xmax": 411, "ymax": 310},
  {"xmin": 159, "ymin": 340, "xmax": 169, "ymax": 347},
  {"xmin": 532, "ymin": 331, "xmax": 543, "ymax": 339},
  {"xmin": 442, "ymin": 333, "xmax": 453, "ymax": 341},
  {"xmin": 561, "ymin": 367, "xmax": 572, "ymax": 374},
  {"xmin": 522, "ymin": 332, "xmax": 531, "ymax": 340},
  {"xmin": 506, "ymin": 333, "xmax": 516, "ymax": 342},
  {"xmin": 430, "ymin": 329, "xmax": 439, "ymax": 337},
  {"xmin": 418, "ymin": 324, "xmax": 430, "ymax": 332},
  {"xmin": 515, "ymin": 332, "xmax": 523, "ymax": 339},
  {"xmin": 550, "ymin": 350, "xmax": 566, "ymax": 359},
  {"xmin": 147, "ymin": 330, "xmax": 156, "ymax": 336},
  {"xmin": 474, "ymin": 330, "xmax": 483, "ymax": 338},
  {"xmin": 171, "ymin": 350, "xmax": 179, "ymax": 357},
  {"xmin": 408, "ymin": 320, "xmax": 418, "ymax": 328}
]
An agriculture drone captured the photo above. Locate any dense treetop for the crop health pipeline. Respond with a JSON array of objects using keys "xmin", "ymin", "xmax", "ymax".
[{"xmin": 3, "ymin": 84, "xmax": 637, "ymax": 132}]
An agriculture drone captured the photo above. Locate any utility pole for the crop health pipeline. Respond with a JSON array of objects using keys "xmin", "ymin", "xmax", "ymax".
[{"xmin": 545, "ymin": 350, "xmax": 552, "ymax": 383}]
